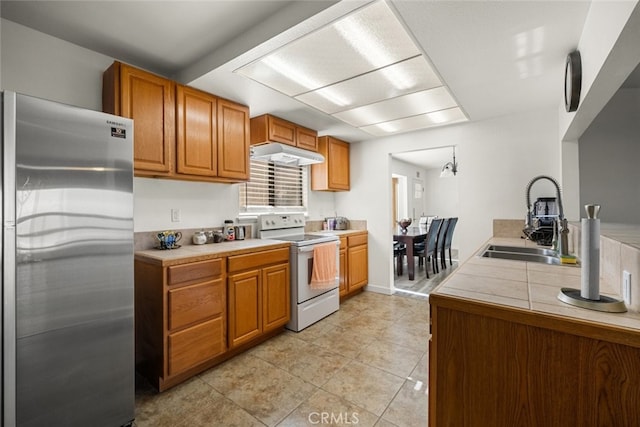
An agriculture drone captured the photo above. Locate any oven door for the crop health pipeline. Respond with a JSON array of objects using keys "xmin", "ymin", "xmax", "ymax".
[{"xmin": 294, "ymin": 241, "xmax": 339, "ymax": 304}]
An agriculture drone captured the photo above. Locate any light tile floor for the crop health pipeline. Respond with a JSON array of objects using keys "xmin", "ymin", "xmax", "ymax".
[
  {"xmin": 134, "ymin": 291, "xmax": 430, "ymax": 427},
  {"xmin": 393, "ymin": 250, "xmax": 459, "ymax": 298}
]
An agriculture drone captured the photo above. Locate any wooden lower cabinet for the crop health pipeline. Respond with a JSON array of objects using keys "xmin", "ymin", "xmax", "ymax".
[
  {"xmin": 227, "ymin": 269, "xmax": 262, "ymax": 348},
  {"xmin": 262, "ymin": 264, "xmax": 290, "ymax": 331},
  {"xmin": 135, "ymin": 258, "xmax": 226, "ymax": 391},
  {"xmin": 135, "ymin": 246, "xmax": 291, "ymax": 391},
  {"xmin": 339, "ymin": 232, "xmax": 368, "ymax": 298},
  {"xmin": 228, "ymin": 248, "xmax": 290, "ymax": 349},
  {"xmin": 167, "ymin": 317, "xmax": 224, "ymax": 375},
  {"xmin": 429, "ymin": 295, "xmax": 640, "ymax": 426},
  {"xmin": 339, "ymin": 237, "xmax": 348, "ymax": 296}
]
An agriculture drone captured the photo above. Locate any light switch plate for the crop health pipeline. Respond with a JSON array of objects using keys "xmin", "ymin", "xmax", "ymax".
[
  {"xmin": 171, "ymin": 208, "xmax": 181, "ymax": 222},
  {"xmin": 623, "ymin": 270, "xmax": 631, "ymax": 305}
]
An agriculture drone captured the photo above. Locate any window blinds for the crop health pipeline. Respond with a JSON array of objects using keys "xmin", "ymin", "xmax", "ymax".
[{"xmin": 239, "ymin": 160, "xmax": 308, "ymax": 212}]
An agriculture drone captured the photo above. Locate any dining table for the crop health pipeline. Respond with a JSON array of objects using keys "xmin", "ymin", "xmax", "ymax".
[{"xmin": 394, "ymin": 225, "xmax": 429, "ymax": 280}]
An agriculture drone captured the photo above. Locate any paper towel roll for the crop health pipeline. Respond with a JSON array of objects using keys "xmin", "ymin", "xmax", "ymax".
[{"xmin": 581, "ymin": 212, "xmax": 600, "ymax": 300}]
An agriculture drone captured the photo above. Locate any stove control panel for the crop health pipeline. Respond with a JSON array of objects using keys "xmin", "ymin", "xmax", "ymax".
[{"xmin": 258, "ymin": 213, "xmax": 306, "ymax": 231}]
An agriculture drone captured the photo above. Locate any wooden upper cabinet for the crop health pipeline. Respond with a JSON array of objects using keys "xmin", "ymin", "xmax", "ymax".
[
  {"xmin": 296, "ymin": 125, "xmax": 319, "ymax": 151},
  {"xmin": 103, "ymin": 61, "xmax": 174, "ymax": 176},
  {"xmin": 103, "ymin": 61, "xmax": 249, "ymax": 183},
  {"xmin": 176, "ymin": 85, "xmax": 217, "ymax": 177},
  {"xmin": 311, "ymin": 136, "xmax": 350, "ymax": 191},
  {"xmin": 217, "ymin": 99, "xmax": 250, "ymax": 181},
  {"xmin": 250, "ymin": 114, "xmax": 318, "ymax": 151}
]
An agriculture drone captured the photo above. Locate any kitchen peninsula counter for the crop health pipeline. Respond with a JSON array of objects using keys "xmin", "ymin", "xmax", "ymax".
[
  {"xmin": 429, "ymin": 237, "xmax": 640, "ymax": 427},
  {"xmin": 431, "ymin": 237, "xmax": 640, "ymax": 335},
  {"xmin": 135, "ymin": 239, "xmax": 290, "ymax": 267}
]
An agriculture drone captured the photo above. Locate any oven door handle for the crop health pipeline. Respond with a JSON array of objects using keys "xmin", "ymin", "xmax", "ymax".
[{"xmin": 297, "ymin": 241, "xmax": 339, "ymax": 253}]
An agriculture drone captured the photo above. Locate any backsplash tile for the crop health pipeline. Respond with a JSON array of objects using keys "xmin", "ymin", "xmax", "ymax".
[
  {"xmin": 492, "ymin": 219, "xmax": 526, "ymax": 238},
  {"xmin": 601, "ymin": 236, "xmax": 622, "ymax": 295},
  {"xmin": 135, "ymin": 226, "xmax": 252, "ymax": 251}
]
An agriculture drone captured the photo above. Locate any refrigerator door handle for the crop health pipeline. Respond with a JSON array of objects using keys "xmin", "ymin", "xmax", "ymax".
[{"xmin": 3, "ymin": 90, "xmax": 17, "ymax": 427}]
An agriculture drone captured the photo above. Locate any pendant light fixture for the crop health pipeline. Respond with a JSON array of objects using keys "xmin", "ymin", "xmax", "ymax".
[{"xmin": 440, "ymin": 146, "xmax": 458, "ymax": 178}]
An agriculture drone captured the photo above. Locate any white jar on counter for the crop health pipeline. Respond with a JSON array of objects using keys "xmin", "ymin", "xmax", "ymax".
[{"xmin": 224, "ymin": 220, "xmax": 235, "ymax": 241}]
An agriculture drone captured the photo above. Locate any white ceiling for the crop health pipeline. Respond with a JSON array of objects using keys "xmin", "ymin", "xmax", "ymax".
[{"xmin": 4, "ymin": 0, "xmax": 636, "ymax": 166}]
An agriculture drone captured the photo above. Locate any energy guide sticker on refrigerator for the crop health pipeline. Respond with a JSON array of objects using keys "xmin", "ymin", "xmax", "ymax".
[{"xmin": 1, "ymin": 91, "xmax": 135, "ymax": 427}]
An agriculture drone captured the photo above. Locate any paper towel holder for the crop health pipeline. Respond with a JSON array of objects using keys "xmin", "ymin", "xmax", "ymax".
[
  {"xmin": 557, "ymin": 288, "xmax": 627, "ymax": 313},
  {"xmin": 557, "ymin": 204, "xmax": 627, "ymax": 313}
]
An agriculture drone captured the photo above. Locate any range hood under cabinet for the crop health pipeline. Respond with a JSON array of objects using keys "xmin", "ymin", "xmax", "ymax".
[
  {"xmin": 250, "ymin": 143, "xmax": 325, "ymax": 166},
  {"xmin": 250, "ymin": 114, "xmax": 322, "ymax": 166}
]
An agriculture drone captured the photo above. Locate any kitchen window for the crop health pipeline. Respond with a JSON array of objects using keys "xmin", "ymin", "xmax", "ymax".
[{"xmin": 239, "ymin": 160, "xmax": 308, "ymax": 214}]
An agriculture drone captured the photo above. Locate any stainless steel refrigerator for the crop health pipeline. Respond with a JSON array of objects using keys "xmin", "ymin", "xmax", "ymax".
[{"xmin": 1, "ymin": 91, "xmax": 135, "ymax": 426}]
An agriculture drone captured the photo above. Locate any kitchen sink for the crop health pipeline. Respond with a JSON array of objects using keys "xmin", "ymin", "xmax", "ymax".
[
  {"xmin": 484, "ymin": 245, "xmax": 557, "ymax": 256},
  {"xmin": 480, "ymin": 244, "xmax": 561, "ymax": 265}
]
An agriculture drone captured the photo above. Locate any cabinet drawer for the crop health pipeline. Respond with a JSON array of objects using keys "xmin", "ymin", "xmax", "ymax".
[
  {"xmin": 339, "ymin": 237, "xmax": 348, "ymax": 249},
  {"xmin": 168, "ymin": 317, "xmax": 225, "ymax": 375},
  {"xmin": 348, "ymin": 233, "xmax": 367, "ymax": 247},
  {"xmin": 168, "ymin": 279, "xmax": 224, "ymax": 331},
  {"xmin": 168, "ymin": 259, "xmax": 222, "ymax": 286},
  {"xmin": 228, "ymin": 248, "xmax": 289, "ymax": 273}
]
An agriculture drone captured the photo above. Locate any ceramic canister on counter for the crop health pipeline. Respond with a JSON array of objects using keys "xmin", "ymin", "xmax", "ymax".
[
  {"xmin": 192, "ymin": 230, "xmax": 207, "ymax": 245},
  {"xmin": 224, "ymin": 220, "xmax": 235, "ymax": 241}
]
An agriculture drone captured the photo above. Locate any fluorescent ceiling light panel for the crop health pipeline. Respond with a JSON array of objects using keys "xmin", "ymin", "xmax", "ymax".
[
  {"xmin": 237, "ymin": 1, "xmax": 419, "ymax": 96},
  {"xmin": 235, "ymin": 0, "xmax": 467, "ymax": 136},
  {"xmin": 333, "ymin": 87, "xmax": 457, "ymax": 127},
  {"xmin": 360, "ymin": 107, "xmax": 467, "ymax": 136},
  {"xmin": 294, "ymin": 56, "xmax": 442, "ymax": 114}
]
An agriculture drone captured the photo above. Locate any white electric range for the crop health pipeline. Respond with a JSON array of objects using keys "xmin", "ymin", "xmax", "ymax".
[{"xmin": 257, "ymin": 214, "xmax": 339, "ymax": 331}]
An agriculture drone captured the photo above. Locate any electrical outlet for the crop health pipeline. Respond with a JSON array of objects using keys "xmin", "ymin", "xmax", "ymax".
[
  {"xmin": 171, "ymin": 209, "xmax": 181, "ymax": 222},
  {"xmin": 623, "ymin": 270, "xmax": 631, "ymax": 305}
]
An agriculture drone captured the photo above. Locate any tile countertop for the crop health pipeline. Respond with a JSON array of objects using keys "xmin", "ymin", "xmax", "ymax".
[
  {"xmin": 310, "ymin": 230, "xmax": 368, "ymax": 237},
  {"xmin": 135, "ymin": 239, "xmax": 291, "ymax": 267},
  {"xmin": 432, "ymin": 237, "xmax": 640, "ymax": 333},
  {"xmin": 135, "ymin": 230, "xmax": 368, "ymax": 267}
]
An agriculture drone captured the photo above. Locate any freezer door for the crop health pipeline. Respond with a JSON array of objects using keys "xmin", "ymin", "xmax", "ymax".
[{"xmin": 13, "ymin": 93, "xmax": 134, "ymax": 427}]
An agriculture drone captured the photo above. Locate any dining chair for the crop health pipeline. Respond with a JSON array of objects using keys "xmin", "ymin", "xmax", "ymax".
[
  {"xmin": 442, "ymin": 217, "xmax": 458, "ymax": 268},
  {"xmin": 393, "ymin": 241, "xmax": 406, "ymax": 275},
  {"xmin": 436, "ymin": 218, "xmax": 450, "ymax": 270},
  {"xmin": 415, "ymin": 218, "xmax": 442, "ymax": 278}
]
